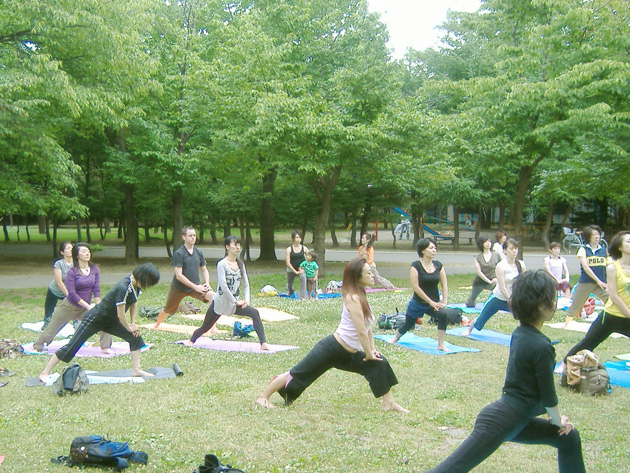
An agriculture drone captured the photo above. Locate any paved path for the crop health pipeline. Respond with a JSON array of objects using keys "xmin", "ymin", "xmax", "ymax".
[{"xmin": 0, "ymin": 244, "xmax": 575, "ymax": 289}]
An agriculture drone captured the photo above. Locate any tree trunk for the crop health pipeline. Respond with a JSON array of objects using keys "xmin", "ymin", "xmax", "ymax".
[
  {"xmin": 45, "ymin": 217, "xmax": 51, "ymax": 243},
  {"xmin": 2, "ymin": 220, "xmax": 9, "ymax": 242},
  {"xmin": 116, "ymin": 129, "xmax": 138, "ymax": 263},
  {"xmin": 312, "ymin": 166, "xmax": 342, "ymax": 276},
  {"xmin": 163, "ymin": 221, "xmax": 172, "ymax": 258},
  {"xmin": 172, "ymin": 186, "xmax": 183, "ymax": 244},
  {"xmin": 350, "ymin": 216, "xmax": 358, "ymax": 248},
  {"xmin": 38, "ymin": 216, "xmax": 46, "ymax": 234},
  {"xmin": 542, "ymin": 201, "xmax": 554, "ymax": 249},
  {"xmin": 52, "ymin": 220, "xmax": 58, "ymax": 257},
  {"xmin": 453, "ymin": 206, "xmax": 460, "ymax": 250},
  {"xmin": 329, "ymin": 219, "xmax": 339, "ymax": 247},
  {"xmin": 258, "ymin": 166, "xmax": 277, "ymax": 261},
  {"xmin": 410, "ymin": 190, "xmax": 422, "ymax": 246}
]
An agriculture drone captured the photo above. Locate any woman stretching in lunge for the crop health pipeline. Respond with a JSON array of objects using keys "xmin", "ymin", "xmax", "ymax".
[
  {"xmin": 186, "ymin": 236, "xmax": 269, "ymax": 350},
  {"xmin": 425, "ymin": 271, "xmax": 585, "ymax": 473},
  {"xmin": 256, "ymin": 257, "xmax": 407, "ymax": 412},
  {"xmin": 38, "ymin": 263, "xmax": 161, "ymax": 384}
]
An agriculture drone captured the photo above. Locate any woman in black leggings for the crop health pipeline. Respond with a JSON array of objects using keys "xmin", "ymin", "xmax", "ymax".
[{"xmin": 186, "ymin": 236, "xmax": 269, "ymax": 350}]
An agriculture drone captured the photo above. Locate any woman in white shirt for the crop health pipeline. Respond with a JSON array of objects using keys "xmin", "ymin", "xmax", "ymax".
[{"xmin": 256, "ymin": 257, "xmax": 407, "ymax": 412}]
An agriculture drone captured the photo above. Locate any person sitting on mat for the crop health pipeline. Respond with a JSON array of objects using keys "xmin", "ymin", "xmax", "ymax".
[
  {"xmin": 464, "ymin": 238, "xmax": 525, "ymax": 337},
  {"xmin": 256, "ymin": 257, "xmax": 407, "ymax": 412},
  {"xmin": 38, "ymin": 263, "xmax": 161, "ymax": 384},
  {"xmin": 185, "ymin": 235, "xmax": 269, "ymax": 350},
  {"xmin": 388, "ymin": 237, "xmax": 451, "ymax": 351},
  {"xmin": 424, "ymin": 270, "xmax": 585, "ymax": 473}
]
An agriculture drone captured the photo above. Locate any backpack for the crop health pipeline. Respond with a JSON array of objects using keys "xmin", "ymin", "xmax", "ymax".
[
  {"xmin": 53, "ymin": 435, "xmax": 148, "ymax": 471},
  {"xmin": 561, "ymin": 349, "xmax": 610, "ymax": 396},
  {"xmin": 51, "ymin": 362, "xmax": 89, "ymax": 396},
  {"xmin": 138, "ymin": 306, "xmax": 162, "ymax": 318},
  {"xmin": 233, "ymin": 321, "xmax": 255, "ymax": 338},
  {"xmin": 0, "ymin": 339, "xmax": 24, "ymax": 358},
  {"xmin": 377, "ymin": 309, "xmax": 407, "ymax": 330},
  {"xmin": 197, "ymin": 454, "xmax": 245, "ymax": 473}
]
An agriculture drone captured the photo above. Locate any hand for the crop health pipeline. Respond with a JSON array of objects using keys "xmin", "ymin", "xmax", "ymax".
[
  {"xmin": 490, "ymin": 278, "xmax": 497, "ymax": 284},
  {"xmin": 129, "ymin": 323, "xmax": 141, "ymax": 337},
  {"xmin": 88, "ymin": 303, "xmax": 96, "ymax": 310},
  {"xmin": 363, "ymin": 350, "xmax": 383, "ymax": 362},
  {"xmin": 433, "ymin": 301, "xmax": 446, "ymax": 310},
  {"xmin": 598, "ymin": 281, "xmax": 608, "ymax": 291},
  {"xmin": 556, "ymin": 415, "xmax": 575, "ymax": 436},
  {"xmin": 235, "ymin": 300, "xmax": 249, "ymax": 308},
  {"xmin": 200, "ymin": 283, "xmax": 211, "ymax": 293}
]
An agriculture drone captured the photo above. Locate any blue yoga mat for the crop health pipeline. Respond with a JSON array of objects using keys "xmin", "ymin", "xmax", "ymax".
[
  {"xmin": 277, "ymin": 292, "xmax": 341, "ymax": 299},
  {"xmin": 447, "ymin": 303, "xmax": 484, "ymax": 314},
  {"xmin": 374, "ymin": 333, "xmax": 480, "ymax": 355},
  {"xmin": 604, "ymin": 361, "xmax": 630, "ymax": 388},
  {"xmin": 446, "ymin": 326, "xmax": 513, "ymax": 346}
]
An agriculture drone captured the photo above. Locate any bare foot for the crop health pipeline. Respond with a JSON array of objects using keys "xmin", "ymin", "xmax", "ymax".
[
  {"xmin": 437, "ymin": 344, "xmax": 451, "ymax": 353},
  {"xmin": 387, "ymin": 336, "xmax": 400, "ymax": 344},
  {"xmin": 383, "ymin": 400, "xmax": 409, "ymax": 413},
  {"xmin": 563, "ymin": 317, "xmax": 573, "ymax": 329},
  {"xmin": 256, "ymin": 397, "xmax": 275, "ymax": 409},
  {"xmin": 132, "ymin": 368, "xmax": 154, "ymax": 378},
  {"xmin": 152, "ymin": 322, "xmax": 160, "ymax": 329},
  {"xmin": 39, "ymin": 373, "xmax": 51, "ymax": 385},
  {"xmin": 463, "ymin": 326, "xmax": 473, "ymax": 337},
  {"xmin": 100, "ymin": 348, "xmax": 114, "ymax": 355},
  {"xmin": 260, "ymin": 342, "xmax": 270, "ymax": 351},
  {"xmin": 182, "ymin": 340, "xmax": 194, "ymax": 347},
  {"xmin": 210, "ymin": 326, "xmax": 219, "ymax": 334},
  {"xmin": 554, "ymin": 362, "xmax": 566, "ymax": 375}
]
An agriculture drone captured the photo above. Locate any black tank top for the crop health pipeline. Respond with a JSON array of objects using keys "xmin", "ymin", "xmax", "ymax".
[{"xmin": 290, "ymin": 245, "xmax": 305, "ymax": 270}]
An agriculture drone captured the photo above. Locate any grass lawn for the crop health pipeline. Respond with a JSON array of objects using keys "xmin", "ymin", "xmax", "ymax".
[{"xmin": 1, "ymin": 268, "xmax": 629, "ymax": 472}]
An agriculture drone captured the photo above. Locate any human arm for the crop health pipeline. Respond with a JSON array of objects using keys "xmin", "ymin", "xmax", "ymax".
[
  {"xmin": 286, "ymin": 247, "xmax": 300, "ymax": 274},
  {"xmin": 52, "ymin": 264, "xmax": 69, "ymax": 297},
  {"xmin": 561, "ymin": 258, "xmax": 571, "ymax": 282},
  {"xmin": 236, "ymin": 264, "xmax": 250, "ymax": 308},
  {"xmin": 577, "ymin": 249, "xmax": 607, "ymax": 290},
  {"xmin": 545, "ymin": 406, "xmax": 575, "ymax": 435},
  {"xmin": 606, "ymin": 264, "xmax": 630, "ymax": 318},
  {"xmin": 200, "ymin": 265, "xmax": 211, "ymax": 290},
  {"xmin": 345, "ymin": 293, "xmax": 381, "ymax": 361},
  {"xmin": 174, "ymin": 266, "xmax": 209, "ymax": 294},
  {"xmin": 66, "ymin": 269, "xmax": 95, "ymax": 310},
  {"xmin": 92, "ymin": 266, "xmax": 101, "ymax": 305},
  {"xmin": 364, "ymin": 247, "xmax": 374, "ymax": 265},
  {"xmin": 117, "ymin": 302, "xmax": 140, "ymax": 336},
  {"xmin": 495, "ymin": 262, "xmax": 511, "ymax": 301},
  {"xmin": 439, "ymin": 266, "xmax": 448, "ymax": 306},
  {"xmin": 409, "ymin": 265, "xmax": 443, "ymax": 310},
  {"xmin": 474, "ymin": 256, "xmax": 494, "ymax": 284}
]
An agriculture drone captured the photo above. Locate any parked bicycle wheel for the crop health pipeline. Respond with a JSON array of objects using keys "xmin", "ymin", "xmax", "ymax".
[{"xmin": 562, "ymin": 233, "xmax": 582, "ymax": 254}]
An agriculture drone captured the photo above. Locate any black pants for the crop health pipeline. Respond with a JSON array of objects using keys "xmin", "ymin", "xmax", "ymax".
[
  {"xmin": 279, "ymin": 334, "xmax": 398, "ymax": 405},
  {"xmin": 397, "ymin": 297, "xmax": 449, "ymax": 335},
  {"xmin": 55, "ymin": 309, "xmax": 145, "ymax": 363},
  {"xmin": 426, "ymin": 398, "xmax": 585, "ymax": 473},
  {"xmin": 565, "ymin": 310, "xmax": 630, "ymax": 360},
  {"xmin": 466, "ymin": 277, "xmax": 495, "ymax": 307},
  {"xmin": 190, "ymin": 301, "xmax": 266, "ymax": 343},
  {"xmin": 43, "ymin": 289, "xmax": 64, "ymax": 328}
]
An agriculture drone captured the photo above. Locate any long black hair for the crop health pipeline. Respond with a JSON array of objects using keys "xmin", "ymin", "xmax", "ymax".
[{"xmin": 224, "ymin": 235, "xmax": 245, "ymax": 274}]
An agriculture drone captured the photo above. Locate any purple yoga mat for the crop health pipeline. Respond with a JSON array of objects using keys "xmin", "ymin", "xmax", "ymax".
[
  {"xmin": 22, "ymin": 341, "xmax": 153, "ymax": 358},
  {"xmin": 175, "ymin": 337, "xmax": 298, "ymax": 354}
]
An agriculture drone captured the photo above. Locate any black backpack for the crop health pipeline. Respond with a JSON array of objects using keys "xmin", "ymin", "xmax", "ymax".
[
  {"xmin": 53, "ymin": 435, "xmax": 148, "ymax": 470},
  {"xmin": 377, "ymin": 309, "xmax": 407, "ymax": 330},
  {"xmin": 51, "ymin": 362, "xmax": 89, "ymax": 396},
  {"xmin": 196, "ymin": 454, "xmax": 245, "ymax": 473}
]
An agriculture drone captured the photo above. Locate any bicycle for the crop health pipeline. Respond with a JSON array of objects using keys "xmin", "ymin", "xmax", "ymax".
[{"xmin": 562, "ymin": 231, "xmax": 608, "ymax": 254}]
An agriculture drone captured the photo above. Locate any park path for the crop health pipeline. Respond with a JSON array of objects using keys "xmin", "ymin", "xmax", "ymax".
[{"xmin": 0, "ymin": 243, "xmax": 572, "ymax": 290}]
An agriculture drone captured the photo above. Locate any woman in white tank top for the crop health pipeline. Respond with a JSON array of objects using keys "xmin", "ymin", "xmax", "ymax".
[{"xmin": 257, "ymin": 258, "xmax": 407, "ymax": 412}]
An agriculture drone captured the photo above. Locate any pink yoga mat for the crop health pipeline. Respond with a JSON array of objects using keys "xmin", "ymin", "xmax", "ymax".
[
  {"xmin": 22, "ymin": 341, "xmax": 153, "ymax": 358},
  {"xmin": 365, "ymin": 287, "xmax": 405, "ymax": 293},
  {"xmin": 175, "ymin": 338, "xmax": 297, "ymax": 354}
]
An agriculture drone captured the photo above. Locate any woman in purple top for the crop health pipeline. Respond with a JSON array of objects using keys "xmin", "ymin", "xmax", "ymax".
[{"xmin": 34, "ymin": 243, "xmax": 112, "ymax": 353}]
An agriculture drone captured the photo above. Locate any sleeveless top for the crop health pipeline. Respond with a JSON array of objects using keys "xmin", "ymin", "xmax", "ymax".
[
  {"xmin": 492, "ymin": 260, "xmax": 521, "ymax": 301},
  {"xmin": 411, "ymin": 260, "xmax": 443, "ymax": 304},
  {"xmin": 604, "ymin": 260, "xmax": 630, "ymax": 318},
  {"xmin": 544, "ymin": 255, "xmax": 566, "ymax": 281},
  {"xmin": 474, "ymin": 252, "xmax": 501, "ymax": 280},
  {"xmin": 578, "ymin": 245, "xmax": 608, "ymax": 284},
  {"xmin": 335, "ymin": 303, "xmax": 375, "ymax": 351},
  {"xmin": 289, "ymin": 245, "xmax": 305, "ymax": 270}
]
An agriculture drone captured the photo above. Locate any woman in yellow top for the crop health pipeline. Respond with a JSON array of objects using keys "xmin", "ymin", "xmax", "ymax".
[
  {"xmin": 358, "ymin": 233, "xmax": 395, "ymax": 289},
  {"xmin": 561, "ymin": 231, "xmax": 630, "ymax": 366}
]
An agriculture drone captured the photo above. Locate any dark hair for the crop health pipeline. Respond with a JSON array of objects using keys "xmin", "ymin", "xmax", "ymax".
[
  {"xmin": 307, "ymin": 249, "xmax": 317, "ymax": 261},
  {"xmin": 362, "ymin": 233, "xmax": 374, "ymax": 250},
  {"xmin": 504, "ymin": 238, "xmax": 519, "ymax": 250},
  {"xmin": 59, "ymin": 241, "xmax": 72, "ymax": 255},
  {"xmin": 181, "ymin": 226, "xmax": 195, "ymax": 236},
  {"xmin": 582, "ymin": 225, "xmax": 603, "ymax": 246},
  {"xmin": 511, "ymin": 270, "xmax": 557, "ymax": 324},
  {"xmin": 291, "ymin": 230, "xmax": 302, "ymax": 241},
  {"xmin": 72, "ymin": 242, "xmax": 93, "ymax": 268},
  {"xmin": 495, "ymin": 231, "xmax": 506, "ymax": 243},
  {"xmin": 342, "ymin": 258, "xmax": 371, "ymax": 320},
  {"xmin": 608, "ymin": 231, "xmax": 630, "ymax": 260},
  {"xmin": 132, "ymin": 263, "xmax": 160, "ymax": 289},
  {"xmin": 416, "ymin": 237, "xmax": 437, "ymax": 258},
  {"xmin": 549, "ymin": 241, "xmax": 561, "ymax": 250},
  {"xmin": 477, "ymin": 235, "xmax": 491, "ymax": 252},
  {"xmin": 224, "ymin": 235, "xmax": 245, "ymax": 273}
]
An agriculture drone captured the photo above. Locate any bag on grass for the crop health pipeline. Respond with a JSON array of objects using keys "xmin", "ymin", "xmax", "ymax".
[
  {"xmin": 138, "ymin": 306, "xmax": 162, "ymax": 318},
  {"xmin": 53, "ymin": 435, "xmax": 148, "ymax": 470},
  {"xmin": 197, "ymin": 454, "xmax": 245, "ymax": 473},
  {"xmin": 0, "ymin": 339, "xmax": 24, "ymax": 358},
  {"xmin": 259, "ymin": 285, "xmax": 278, "ymax": 297},
  {"xmin": 233, "ymin": 321, "xmax": 255, "ymax": 338},
  {"xmin": 377, "ymin": 309, "xmax": 406, "ymax": 330},
  {"xmin": 560, "ymin": 349, "xmax": 610, "ymax": 396},
  {"xmin": 179, "ymin": 301, "xmax": 202, "ymax": 315},
  {"xmin": 51, "ymin": 362, "xmax": 89, "ymax": 396}
]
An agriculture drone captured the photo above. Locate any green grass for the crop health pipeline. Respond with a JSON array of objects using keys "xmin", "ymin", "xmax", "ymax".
[{"xmin": 1, "ymin": 271, "xmax": 629, "ymax": 472}]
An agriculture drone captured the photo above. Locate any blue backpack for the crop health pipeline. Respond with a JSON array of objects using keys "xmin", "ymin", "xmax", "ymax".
[{"xmin": 53, "ymin": 435, "xmax": 148, "ymax": 470}]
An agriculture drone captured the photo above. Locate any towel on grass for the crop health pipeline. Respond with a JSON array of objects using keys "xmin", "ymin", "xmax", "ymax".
[
  {"xmin": 374, "ymin": 333, "xmax": 480, "ymax": 355},
  {"xmin": 175, "ymin": 337, "xmax": 297, "ymax": 354},
  {"xmin": 544, "ymin": 321, "xmax": 627, "ymax": 339},
  {"xmin": 446, "ymin": 326, "xmax": 512, "ymax": 346},
  {"xmin": 22, "ymin": 341, "xmax": 153, "ymax": 357},
  {"xmin": 25, "ymin": 366, "xmax": 176, "ymax": 387},
  {"xmin": 21, "ymin": 321, "xmax": 75, "ymax": 338}
]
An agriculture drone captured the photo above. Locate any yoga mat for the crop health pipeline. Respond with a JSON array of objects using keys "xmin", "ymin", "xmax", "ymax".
[
  {"xmin": 601, "ymin": 362, "xmax": 630, "ymax": 389},
  {"xmin": 365, "ymin": 287, "xmax": 405, "ymax": 293},
  {"xmin": 22, "ymin": 341, "xmax": 153, "ymax": 357},
  {"xmin": 21, "ymin": 321, "xmax": 75, "ymax": 338},
  {"xmin": 614, "ymin": 353, "xmax": 630, "ymax": 361},
  {"xmin": 277, "ymin": 292, "xmax": 342, "ymax": 299},
  {"xmin": 175, "ymin": 337, "xmax": 298, "ymax": 354},
  {"xmin": 182, "ymin": 307, "xmax": 298, "ymax": 325},
  {"xmin": 25, "ymin": 366, "xmax": 177, "ymax": 387},
  {"xmin": 544, "ymin": 322, "xmax": 627, "ymax": 339},
  {"xmin": 141, "ymin": 323, "xmax": 228, "ymax": 335},
  {"xmin": 446, "ymin": 326, "xmax": 512, "ymax": 346},
  {"xmin": 447, "ymin": 303, "xmax": 484, "ymax": 314},
  {"xmin": 374, "ymin": 333, "xmax": 480, "ymax": 355}
]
